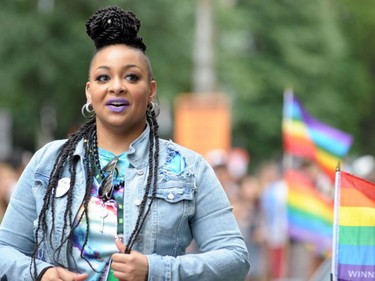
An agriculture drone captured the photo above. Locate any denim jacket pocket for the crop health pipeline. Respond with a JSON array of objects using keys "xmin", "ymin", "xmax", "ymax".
[
  {"xmin": 146, "ymin": 180, "xmax": 196, "ymax": 255},
  {"xmin": 32, "ymin": 171, "xmax": 50, "ymax": 213},
  {"xmin": 31, "ymin": 172, "xmax": 56, "ymax": 263},
  {"xmin": 32, "ymin": 170, "xmax": 71, "ymax": 263},
  {"xmin": 153, "ymin": 181, "xmax": 195, "ymax": 203}
]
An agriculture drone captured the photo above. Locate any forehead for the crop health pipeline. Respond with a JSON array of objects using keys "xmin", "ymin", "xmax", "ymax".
[{"xmin": 90, "ymin": 44, "xmax": 146, "ymax": 69}]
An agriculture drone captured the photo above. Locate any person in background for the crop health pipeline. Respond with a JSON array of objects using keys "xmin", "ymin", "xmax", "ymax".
[
  {"xmin": 258, "ymin": 161, "xmax": 289, "ymax": 281},
  {"xmin": 234, "ymin": 175, "xmax": 266, "ymax": 281},
  {"xmin": 205, "ymin": 149, "xmax": 240, "ymax": 202},
  {"xmin": 0, "ymin": 6, "xmax": 249, "ymax": 281},
  {"xmin": 0, "ymin": 163, "xmax": 17, "ymax": 223}
]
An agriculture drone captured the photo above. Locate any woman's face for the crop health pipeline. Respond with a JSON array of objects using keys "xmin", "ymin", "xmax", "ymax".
[{"xmin": 86, "ymin": 44, "xmax": 156, "ymax": 135}]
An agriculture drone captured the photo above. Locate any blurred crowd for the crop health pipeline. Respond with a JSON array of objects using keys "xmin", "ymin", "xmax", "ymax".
[
  {"xmin": 201, "ymin": 149, "xmax": 375, "ymax": 281},
  {"xmin": 0, "ymin": 149, "xmax": 32, "ymax": 223},
  {"xmin": 202, "ymin": 149, "xmax": 292, "ymax": 281}
]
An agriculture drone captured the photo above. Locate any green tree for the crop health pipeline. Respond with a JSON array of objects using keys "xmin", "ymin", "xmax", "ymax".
[
  {"xmin": 338, "ymin": 0, "xmax": 375, "ymax": 156},
  {"xmin": 215, "ymin": 0, "xmax": 365, "ymax": 167},
  {"xmin": 1, "ymin": 0, "xmax": 375, "ymax": 171}
]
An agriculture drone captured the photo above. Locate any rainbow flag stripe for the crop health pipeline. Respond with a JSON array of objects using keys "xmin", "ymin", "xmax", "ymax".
[
  {"xmin": 283, "ymin": 92, "xmax": 353, "ymax": 181},
  {"xmin": 333, "ymin": 171, "xmax": 375, "ymax": 280},
  {"xmin": 285, "ymin": 169, "xmax": 333, "ymax": 252},
  {"xmin": 283, "ymin": 94, "xmax": 316, "ymax": 160}
]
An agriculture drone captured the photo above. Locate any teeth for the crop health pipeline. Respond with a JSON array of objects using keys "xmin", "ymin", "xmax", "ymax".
[{"xmin": 111, "ymin": 102, "xmax": 125, "ymax": 106}]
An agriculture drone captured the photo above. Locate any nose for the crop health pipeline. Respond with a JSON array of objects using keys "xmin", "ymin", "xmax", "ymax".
[{"xmin": 109, "ymin": 77, "xmax": 126, "ymax": 94}]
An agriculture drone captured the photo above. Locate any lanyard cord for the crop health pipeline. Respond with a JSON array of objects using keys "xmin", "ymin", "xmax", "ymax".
[{"xmin": 95, "ymin": 156, "xmax": 125, "ymax": 240}]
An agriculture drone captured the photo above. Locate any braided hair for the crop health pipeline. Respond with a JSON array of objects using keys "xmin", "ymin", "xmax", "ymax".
[
  {"xmin": 30, "ymin": 6, "xmax": 159, "ymax": 279},
  {"xmin": 86, "ymin": 6, "xmax": 146, "ymax": 52}
]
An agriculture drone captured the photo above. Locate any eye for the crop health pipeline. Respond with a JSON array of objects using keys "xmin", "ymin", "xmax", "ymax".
[
  {"xmin": 96, "ymin": 74, "xmax": 110, "ymax": 82},
  {"xmin": 125, "ymin": 73, "xmax": 140, "ymax": 82}
]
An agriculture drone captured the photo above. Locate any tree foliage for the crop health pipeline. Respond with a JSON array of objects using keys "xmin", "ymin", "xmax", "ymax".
[
  {"xmin": 215, "ymin": 0, "xmax": 368, "ymax": 166},
  {"xmin": 1, "ymin": 0, "xmax": 375, "ymax": 170}
]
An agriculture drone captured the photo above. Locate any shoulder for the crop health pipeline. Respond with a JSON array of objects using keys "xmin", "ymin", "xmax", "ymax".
[
  {"xmin": 29, "ymin": 139, "xmax": 69, "ymax": 167},
  {"xmin": 17, "ymin": 139, "xmax": 69, "ymax": 181},
  {"xmin": 158, "ymin": 138, "xmax": 214, "ymax": 172},
  {"xmin": 159, "ymin": 138, "xmax": 203, "ymax": 161},
  {"xmin": 34, "ymin": 139, "xmax": 68, "ymax": 158}
]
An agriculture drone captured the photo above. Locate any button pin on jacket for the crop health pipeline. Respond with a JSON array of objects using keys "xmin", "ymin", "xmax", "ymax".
[
  {"xmin": 137, "ymin": 169, "xmax": 144, "ymax": 175},
  {"xmin": 55, "ymin": 178, "xmax": 71, "ymax": 197},
  {"xmin": 167, "ymin": 192, "xmax": 174, "ymax": 200},
  {"xmin": 134, "ymin": 199, "xmax": 142, "ymax": 206}
]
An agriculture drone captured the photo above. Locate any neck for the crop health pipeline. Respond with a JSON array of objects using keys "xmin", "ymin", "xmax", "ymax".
[{"xmin": 95, "ymin": 123, "xmax": 146, "ymax": 155}]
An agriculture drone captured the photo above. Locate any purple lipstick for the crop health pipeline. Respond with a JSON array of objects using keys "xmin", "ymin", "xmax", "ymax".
[{"xmin": 106, "ymin": 98, "xmax": 130, "ymax": 113}]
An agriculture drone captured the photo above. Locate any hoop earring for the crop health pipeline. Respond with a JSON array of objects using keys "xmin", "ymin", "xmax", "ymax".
[
  {"xmin": 81, "ymin": 102, "xmax": 95, "ymax": 119},
  {"xmin": 147, "ymin": 101, "xmax": 160, "ymax": 117}
]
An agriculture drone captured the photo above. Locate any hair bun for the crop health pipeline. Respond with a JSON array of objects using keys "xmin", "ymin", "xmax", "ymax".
[{"xmin": 86, "ymin": 6, "xmax": 146, "ymax": 52}]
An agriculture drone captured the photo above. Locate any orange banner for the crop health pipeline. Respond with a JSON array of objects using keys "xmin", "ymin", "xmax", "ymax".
[{"xmin": 174, "ymin": 93, "xmax": 231, "ymax": 156}]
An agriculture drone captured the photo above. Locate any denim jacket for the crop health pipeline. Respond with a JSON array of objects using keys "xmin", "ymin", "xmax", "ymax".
[{"xmin": 0, "ymin": 126, "xmax": 250, "ymax": 281}]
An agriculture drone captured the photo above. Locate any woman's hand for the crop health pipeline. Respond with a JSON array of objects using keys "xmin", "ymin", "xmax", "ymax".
[
  {"xmin": 111, "ymin": 238, "xmax": 149, "ymax": 281},
  {"xmin": 41, "ymin": 267, "xmax": 88, "ymax": 281}
]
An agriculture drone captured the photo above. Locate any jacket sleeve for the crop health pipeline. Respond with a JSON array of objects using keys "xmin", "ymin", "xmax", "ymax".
[
  {"xmin": 146, "ymin": 155, "xmax": 250, "ymax": 281},
  {"xmin": 0, "ymin": 147, "xmax": 54, "ymax": 280}
]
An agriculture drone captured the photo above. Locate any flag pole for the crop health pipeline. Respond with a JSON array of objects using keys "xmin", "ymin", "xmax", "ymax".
[{"xmin": 331, "ymin": 162, "xmax": 341, "ymax": 281}]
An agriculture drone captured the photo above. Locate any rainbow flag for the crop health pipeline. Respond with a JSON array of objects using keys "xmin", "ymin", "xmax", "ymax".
[
  {"xmin": 332, "ymin": 171, "xmax": 375, "ymax": 281},
  {"xmin": 285, "ymin": 169, "xmax": 333, "ymax": 252},
  {"xmin": 282, "ymin": 90, "xmax": 353, "ymax": 181}
]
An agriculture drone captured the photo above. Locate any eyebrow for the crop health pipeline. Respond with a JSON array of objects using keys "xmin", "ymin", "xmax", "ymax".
[{"xmin": 96, "ymin": 64, "xmax": 142, "ymax": 71}]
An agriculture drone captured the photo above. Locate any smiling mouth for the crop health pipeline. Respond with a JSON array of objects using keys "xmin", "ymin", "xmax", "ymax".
[{"xmin": 106, "ymin": 99, "xmax": 129, "ymax": 112}]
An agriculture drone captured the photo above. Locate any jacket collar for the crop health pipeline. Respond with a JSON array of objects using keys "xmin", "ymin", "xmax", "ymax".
[
  {"xmin": 127, "ymin": 124, "xmax": 150, "ymax": 169},
  {"xmin": 73, "ymin": 123, "xmax": 151, "ymax": 169}
]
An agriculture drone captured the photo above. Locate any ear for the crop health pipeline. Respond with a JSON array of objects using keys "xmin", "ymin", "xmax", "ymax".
[
  {"xmin": 149, "ymin": 80, "xmax": 157, "ymax": 103},
  {"xmin": 85, "ymin": 82, "xmax": 92, "ymax": 103}
]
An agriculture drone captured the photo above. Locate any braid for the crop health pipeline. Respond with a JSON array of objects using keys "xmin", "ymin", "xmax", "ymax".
[
  {"xmin": 30, "ymin": 108, "xmax": 160, "ymax": 277},
  {"xmin": 54, "ymin": 145, "xmax": 79, "ymax": 262},
  {"xmin": 77, "ymin": 127, "xmax": 103, "ymax": 272},
  {"xmin": 125, "ymin": 109, "xmax": 159, "ymax": 253},
  {"xmin": 30, "ymin": 119, "xmax": 97, "ymax": 280}
]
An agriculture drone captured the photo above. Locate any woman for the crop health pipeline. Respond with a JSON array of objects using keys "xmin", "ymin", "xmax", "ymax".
[{"xmin": 0, "ymin": 6, "xmax": 249, "ymax": 281}]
